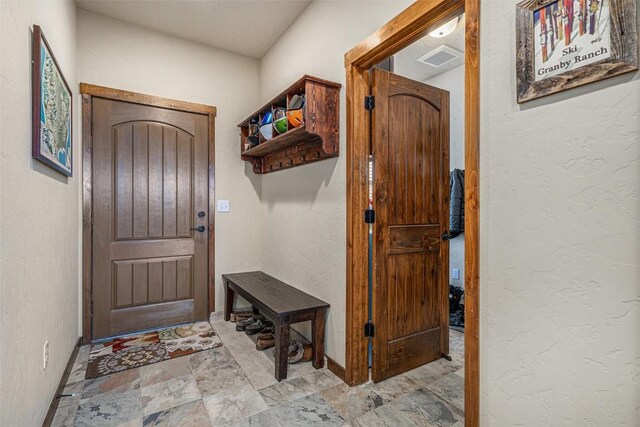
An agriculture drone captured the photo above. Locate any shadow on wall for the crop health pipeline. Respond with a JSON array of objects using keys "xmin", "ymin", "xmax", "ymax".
[
  {"xmin": 261, "ymin": 156, "xmax": 339, "ymax": 209},
  {"xmin": 32, "ymin": 159, "xmax": 69, "ymax": 184},
  {"xmin": 518, "ymin": 70, "xmax": 638, "ymax": 111},
  {"xmin": 243, "ymin": 162, "xmax": 262, "ymax": 196}
]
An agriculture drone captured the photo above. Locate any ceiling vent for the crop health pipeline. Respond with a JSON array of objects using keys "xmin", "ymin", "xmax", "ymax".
[{"xmin": 417, "ymin": 45, "xmax": 462, "ymax": 67}]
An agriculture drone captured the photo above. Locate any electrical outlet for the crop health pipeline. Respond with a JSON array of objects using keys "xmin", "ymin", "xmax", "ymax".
[
  {"xmin": 43, "ymin": 341, "xmax": 49, "ymax": 370},
  {"xmin": 217, "ymin": 200, "xmax": 230, "ymax": 213},
  {"xmin": 452, "ymin": 268, "xmax": 460, "ymax": 280}
]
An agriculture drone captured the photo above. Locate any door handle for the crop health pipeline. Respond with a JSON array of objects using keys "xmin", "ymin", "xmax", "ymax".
[
  {"xmin": 191, "ymin": 225, "xmax": 206, "ymax": 233},
  {"xmin": 441, "ymin": 232, "xmax": 452, "ymax": 241}
]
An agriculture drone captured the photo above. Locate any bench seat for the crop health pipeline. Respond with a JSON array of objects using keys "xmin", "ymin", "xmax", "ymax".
[{"xmin": 222, "ymin": 271, "xmax": 330, "ymax": 381}]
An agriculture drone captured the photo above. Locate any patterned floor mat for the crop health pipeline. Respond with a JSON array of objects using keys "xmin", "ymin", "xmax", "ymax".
[{"xmin": 86, "ymin": 321, "xmax": 221, "ymax": 379}]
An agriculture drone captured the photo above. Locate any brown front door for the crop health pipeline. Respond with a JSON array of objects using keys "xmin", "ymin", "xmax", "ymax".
[
  {"xmin": 371, "ymin": 69, "xmax": 450, "ymax": 382},
  {"xmin": 92, "ymin": 98, "xmax": 209, "ymax": 339}
]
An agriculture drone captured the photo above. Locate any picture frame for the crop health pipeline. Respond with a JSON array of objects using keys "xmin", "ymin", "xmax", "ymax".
[
  {"xmin": 516, "ymin": 0, "xmax": 638, "ymax": 103},
  {"xmin": 32, "ymin": 24, "xmax": 73, "ymax": 176}
]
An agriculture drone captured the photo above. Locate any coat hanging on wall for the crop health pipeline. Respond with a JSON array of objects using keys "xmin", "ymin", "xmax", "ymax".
[{"xmin": 450, "ymin": 169, "xmax": 465, "ymax": 238}]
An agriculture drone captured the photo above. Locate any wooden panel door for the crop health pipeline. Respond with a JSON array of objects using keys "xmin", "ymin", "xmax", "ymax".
[
  {"xmin": 92, "ymin": 98, "xmax": 209, "ymax": 339},
  {"xmin": 371, "ymin": 69, "xmax": 450, "ymax": 382}
]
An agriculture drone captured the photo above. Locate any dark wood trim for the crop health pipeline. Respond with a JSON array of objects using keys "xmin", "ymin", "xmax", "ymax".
[
  {"xmin": 344, "ymin": 1, "xmax": 480, "ymax": 425},
  {"xmin": 80, "ymin": 83, "xmax": 216, "ymax": 116},
  {"xmin": 42, "ymin": 338, "xmax": 81, "ymax": 427},
  {"xmin": 81, "ymin": 95, "xmax": 93, "ymax": 345},
  {"xmin": 80, "ymin": 85, "xmax": 216, "ymax": 342},
  {"xmin": 208, "ymin": 109, "xmax": 216, "ymax": 313},
  {"xmin": 326, "ymin": 355, "xmax": 347, "ymax": 383}
]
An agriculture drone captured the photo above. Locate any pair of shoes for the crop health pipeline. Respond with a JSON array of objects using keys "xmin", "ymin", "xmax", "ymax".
[
  {"xmin": 272, "ymin": 341, "xmax": 300, "ymax": 362},
  {"xmin": 271, "ymin": 340, "xmax": 313, "ymax": 364},
  {"xmin": 256, "ymin": 327, "xmax": 275, "ymax": 351},
  {"xmin": 246, "ymin": 319, "xmax": 273, "ymax": 335},
  {"xmin": 236, "ymin": 314, "xmax": 263, "ymax": 331},
  {"xmin": 230, "ymin": 311, "xmax": 252, "ymax": 323},
  {"xmin": 289, "ymin": 342, "xmax": 313, "ymax": 364}
]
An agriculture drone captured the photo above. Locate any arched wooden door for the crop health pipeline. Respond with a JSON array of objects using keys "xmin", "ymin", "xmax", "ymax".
[
  {"xmin": 371, "ymin": 68, "xmax": 450, "ymax": 382},
  {"xmin": 91, "ymin": 98, "xmax": 210, "ymax": 339}
]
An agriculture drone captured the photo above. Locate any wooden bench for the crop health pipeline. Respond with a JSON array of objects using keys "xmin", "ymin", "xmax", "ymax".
[{"xmin": 222, "ymin": 271, "xmax": 330, "ymax": 381}]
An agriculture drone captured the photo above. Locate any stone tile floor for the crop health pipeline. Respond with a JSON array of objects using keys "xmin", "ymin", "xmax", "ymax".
[{"xmin": 52, "ymin": 313, "xmax": 464, "ymax": 426}]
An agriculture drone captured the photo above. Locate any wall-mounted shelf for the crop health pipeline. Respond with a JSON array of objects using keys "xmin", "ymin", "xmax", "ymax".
[{"xmin": 238, "ymin": 75, "xmax": 341, "ymax": 174}]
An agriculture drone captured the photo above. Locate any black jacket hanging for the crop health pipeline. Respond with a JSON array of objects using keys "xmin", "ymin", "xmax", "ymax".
[{"xmin": 449, "ymin": 169, "xmax": 465, "ymax": 238}]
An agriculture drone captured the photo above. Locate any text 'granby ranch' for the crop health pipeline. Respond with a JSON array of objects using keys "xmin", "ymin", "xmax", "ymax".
[{"xmin": 537, "ymin": 46, "xmax": 608, "ymax": 76}]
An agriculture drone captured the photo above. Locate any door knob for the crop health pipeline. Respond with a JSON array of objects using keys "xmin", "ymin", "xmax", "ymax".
[
  {"xmin": 441, "ymin": 232, "xmax": 452, "ymax": 241},
  {"xmin": 191, "ymin": 225, "xmax": 206, "ymax": 233}
]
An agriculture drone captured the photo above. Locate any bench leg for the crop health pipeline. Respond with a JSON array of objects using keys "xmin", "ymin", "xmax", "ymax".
[
  {"xmin": 224, "ymin": 282, "xmax": 234, "ymax": 322},
  {"xmin": 274, "ymin": 321, "xmax": 290, "ymax": 381},
  {"xmin": 312, "ymin": 308, "xmax": 326, "ymax": 369}
]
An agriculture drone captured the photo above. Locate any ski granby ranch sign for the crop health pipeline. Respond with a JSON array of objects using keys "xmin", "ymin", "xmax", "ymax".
[
  {"xmin": 515, "ymin": 0, "xmax": 638, "ymax": 103},
  {"xmin": 536, "ymin": 46, "xmax": 609, "ymax": 79}
]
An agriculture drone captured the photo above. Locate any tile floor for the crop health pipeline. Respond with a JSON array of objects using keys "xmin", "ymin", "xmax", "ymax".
[{"xmin": 52, "ymin": 313, "xmax": 464, "ymax": 426}]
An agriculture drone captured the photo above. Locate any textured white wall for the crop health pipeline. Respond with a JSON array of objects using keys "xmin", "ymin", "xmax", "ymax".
[
  {"xmin": 259, "ymin": 1, "xmax": 412, "ymax": 366},
  {"xmin": 77, "ymin": 10, "xmax": 264, "ymax": 316},
  {"xmin": 0, "ymin": 1, "xmax": 79, "ymax": 425},
  {"xmin": 480, "ymin": 0, "xmax": 640, "ymax": 424}
]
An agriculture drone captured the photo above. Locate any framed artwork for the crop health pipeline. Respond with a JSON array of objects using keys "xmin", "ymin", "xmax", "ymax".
[
  {"xmin": 32, "ymin": 25, "xmax": 73, "ymax": 176},
  {"xmin": 516, "ymin": 0, "xmax": 638, "ymax": 103}
]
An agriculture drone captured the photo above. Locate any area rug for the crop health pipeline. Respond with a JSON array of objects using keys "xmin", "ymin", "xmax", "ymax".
[{"xmin": 86, "ymin": 321, "xmax": 221, "ymax": 379}]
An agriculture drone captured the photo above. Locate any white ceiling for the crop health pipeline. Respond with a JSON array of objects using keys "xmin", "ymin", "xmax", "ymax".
[
  {"xmin": 393, "ymin": 15, "xmax": 465, "ymax": 82},
  {"xmin": 76, "ymin": 0, "xmax": 313, "ymax": 59}
]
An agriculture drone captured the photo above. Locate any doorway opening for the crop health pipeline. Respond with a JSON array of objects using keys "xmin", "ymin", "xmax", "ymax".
[{"xmin": 345, "ymin": 0, "xmax": 479, "ymax": 425}]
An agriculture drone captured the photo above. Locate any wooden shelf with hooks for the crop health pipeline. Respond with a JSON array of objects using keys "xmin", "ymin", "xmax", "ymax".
[{"xmin": 238, "ymin": 75, "xmax": 341, "ymax": 174}]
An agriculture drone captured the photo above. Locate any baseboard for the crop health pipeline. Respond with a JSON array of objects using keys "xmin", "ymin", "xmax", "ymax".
[
  {"xmin": 42, "ymin": 337, "xmax": 82, "ymax": 427},
  {"xmin": 326, "ymin": 355, "xmax": 346, "ymax": 383}
]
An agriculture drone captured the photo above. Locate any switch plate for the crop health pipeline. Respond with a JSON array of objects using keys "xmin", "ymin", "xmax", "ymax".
[
  {"xmin": 217, "ymin": 200, "xmax": 230, "ymax": 212},
  {"xmin": 452, "ymin": 268, "xmax": 460, "ymax": 280}
]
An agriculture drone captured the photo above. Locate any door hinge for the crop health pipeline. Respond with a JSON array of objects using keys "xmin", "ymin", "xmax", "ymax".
[
  {"xmin": 365, "ymin": 95, "xmax": 375, "ymax": 111},
  {"xmin": 364, "ymin": 322, "xmax": 375, "ymax": 337},
  {"xmin": 365, "ymin": 208, "xmax": 375, "ymax": 224}
]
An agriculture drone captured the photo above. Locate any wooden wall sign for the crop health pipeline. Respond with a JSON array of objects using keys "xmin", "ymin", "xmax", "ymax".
[{"xmin": 516, "ymin": 0, "xmax": 638, "ymax": 102}]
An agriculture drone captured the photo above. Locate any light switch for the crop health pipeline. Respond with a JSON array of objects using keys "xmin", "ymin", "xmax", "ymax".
[
  {"xmin": 452, "ymin": 268, "xmax": 460, "ymax": 280},
  {"xmin": 217, "ymin": 200, "xmax": 230, "ymax": 212}
]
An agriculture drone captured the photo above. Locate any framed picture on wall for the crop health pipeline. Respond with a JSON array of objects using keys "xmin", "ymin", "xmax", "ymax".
[
  {"xmin": 516, "ymin": 0, "xmax": 638, "ymax": 103},
  {"xmin": 32, "ymin": 24, "xmax": 73, "ymax": 176}
]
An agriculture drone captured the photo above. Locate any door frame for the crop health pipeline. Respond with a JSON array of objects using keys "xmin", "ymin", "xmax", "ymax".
[
  {"xmin": 80, "ymin": 83, "xmax": 217, "ymax": 344},
  {"xmin": 344, "ymin": 0, "xmax": 480, "ymax": 425}
]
